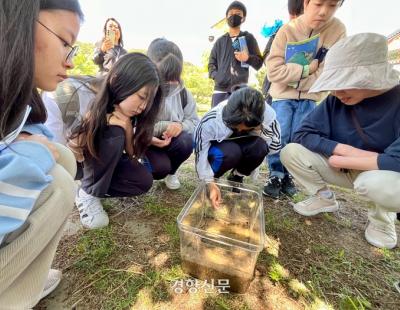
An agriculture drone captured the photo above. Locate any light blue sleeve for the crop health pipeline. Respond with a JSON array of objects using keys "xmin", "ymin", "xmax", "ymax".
[
  {"xmin": 22, "ymin": 123, "xmax": 54, "ymax": 140},
  {"xmin": 0, "ymin": 141, "xmax": 55, "ymax": 239}
]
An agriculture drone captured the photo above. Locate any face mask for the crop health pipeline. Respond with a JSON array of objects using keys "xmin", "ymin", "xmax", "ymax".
[
  {"xmin": 227, "ymin": 14, "xmax": 242, "ymax": 28},
  {"xmin": 164, "ymin": 82, "xmax": 180, "ymax": 96}
]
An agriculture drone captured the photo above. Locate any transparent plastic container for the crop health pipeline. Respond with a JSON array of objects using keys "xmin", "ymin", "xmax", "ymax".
[{"xmin": 177, "ymin": 179, "xmax": 265, "ymax": 293}]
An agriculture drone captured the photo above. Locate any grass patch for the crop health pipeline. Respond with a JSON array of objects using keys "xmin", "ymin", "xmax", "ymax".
[
  {"xmin": 164, "ymin": 222, "xmax": 180, "ymax": 245},
  {"xmin": 292, "ymin": 192, "xmax": 308, "ymax": 203},
  {"xmin": 268, "ymin": 261, "xmax": 290, "ymax": 283},
  {"xmin": 264, "ymin": 211, "xmax": 299, "ymax": 233},
  {"xmin": 101, "ymin": 198, "xmax": 114, "ymax": 212},
  {"xmin": 143, "ymin": 195, "xmax": 177, "ymax": 217},
  {"xmin": 339, "ymin": 295, "xmax": 372, "ymax": 310},
  {"xmin": 74, "ymin": 227, "xmax": 116, "ymax": 272}
]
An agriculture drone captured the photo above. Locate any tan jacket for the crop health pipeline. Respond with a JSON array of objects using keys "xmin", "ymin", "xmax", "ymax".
[{"xmin": 266, "ymin": 15, "xmax": 346, "ymax": 101}]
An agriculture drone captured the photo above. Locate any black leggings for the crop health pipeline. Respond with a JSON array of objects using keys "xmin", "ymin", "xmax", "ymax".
[
  {"xmin": 208, "ymin": 136, "xmax": 269, "ymax": 177},
  {"xmin": 145, "ymin": 131, "xmax": 193, "ymax": 180},
  {"xmin": 81, "ymin": 126, "xmax": 153, "ymax": 198}
]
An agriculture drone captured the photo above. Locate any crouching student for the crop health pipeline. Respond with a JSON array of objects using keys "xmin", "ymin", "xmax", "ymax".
[
  {"xmin": 281, "ymin": 33, "xmax": 400, "ymax": 249},
  {"xmin": 70, "ymin": 53, "xmax": 163, "ymax": 229},
  {"xmin": 146, "ymin": 38, "xmax": 199, "ymax": 189},
  {"xmin": 0, "ymin": 0, "xmax": 83, "ymax": 307},
  {"xmin": 194, "ymin": 87, "xmax": 281, "ymax": 207}
]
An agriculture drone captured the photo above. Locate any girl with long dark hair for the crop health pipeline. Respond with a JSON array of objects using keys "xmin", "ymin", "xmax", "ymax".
[
  {"xmin": 70, "ymin": 53, "xmax": 163, "ymax": 229},
  {"xmin": 0, "ymin": 0, "xmax": 83, "ymax": 307},
  {"xmin": 93, "ymin": 17, "xmax": 127, "ymax": 74}
]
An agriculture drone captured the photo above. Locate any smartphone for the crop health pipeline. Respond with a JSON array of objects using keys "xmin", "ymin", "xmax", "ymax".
[{"xmin": 107, "ymin": 29, "xmax": 116, "ymax": 46}]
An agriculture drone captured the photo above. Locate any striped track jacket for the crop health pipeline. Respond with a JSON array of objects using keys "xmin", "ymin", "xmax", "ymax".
[{"xmin": 194, "ymin": 100, "xmax": 281, "ymax": 180}]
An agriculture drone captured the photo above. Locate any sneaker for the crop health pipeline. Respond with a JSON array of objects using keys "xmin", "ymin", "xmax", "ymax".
[
  {"xmin": 75, "ymin": 188, "xmax": 109, "ymax": 229},
  {"xmin": 40, "ymin": 269, "xmax": 62, "ymax": 300},
  {"xmin": 263, "ymin": 176, "xmax": 282, "ymax": 199},
  {"xmin": 281, "ymin": 175, "xmax": 297, "ymax": 197},
  {"xmin": 227, "ymin": 171, "xmax": 244, "ymax": 193},
  {"xmin": 293, "ymin": 194, "xmax": 339, "ymax": 216},
  {"xmin": 365, "ymin": 221, "xmax": 397, "ymax": 249},
  {"xmin": 164, "ymin": 174, "xmax": 181, "ymax": 190},
  {"xmin": 227, "ymin": 171, "xmax": 244, "ymax": 184}
]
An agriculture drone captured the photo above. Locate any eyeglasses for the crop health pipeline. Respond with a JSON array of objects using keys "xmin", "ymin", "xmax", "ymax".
[{"xmin": 36, "ymin": 20, "xmax": 79, "ymax": 63}]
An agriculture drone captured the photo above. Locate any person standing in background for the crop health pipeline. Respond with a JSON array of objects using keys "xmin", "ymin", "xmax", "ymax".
[
  {"xmin": 263, "ymin": 0, "xmax": 346, "ymax": 199},
  {"xmin": 93, "ymin": 17, "xmax": 127, "ymax": 74},
  {"xmin": 208, "ymin": 1, "xmax": 263, "ymax": 107}
]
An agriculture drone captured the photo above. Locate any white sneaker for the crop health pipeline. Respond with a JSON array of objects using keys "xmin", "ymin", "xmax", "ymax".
[
  {"xmin": 164, "ymin": 174, "xmax": 181, "ymax": 190},
  {"xmin": 365, "ymin": 221, "xmax": 397, "ymax": 249},
  {"xmin": 40, "ymin": 269, "xmax": 62, "ymax": 300},
  {"xmin": 75, "ymin": 188, "xmax": 109, "ymax": 229},
  {"xmin": 293, "ymin": 194, "xmax": 339, "ymax": 216}
]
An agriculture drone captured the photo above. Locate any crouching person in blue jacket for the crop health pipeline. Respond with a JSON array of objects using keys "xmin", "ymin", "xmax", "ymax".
[
  {"xmin": 194, "ymin": 87, "xmax": 281, "ymax": 207},
  {"xmin": 281, "ymin": 33, "xmax": 400, "ymax": 249}
]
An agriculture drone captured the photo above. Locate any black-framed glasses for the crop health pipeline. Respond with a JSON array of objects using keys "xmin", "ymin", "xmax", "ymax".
[{"xmin": 36, "ymin": 20, "xmax": 79, "ymax": 63}]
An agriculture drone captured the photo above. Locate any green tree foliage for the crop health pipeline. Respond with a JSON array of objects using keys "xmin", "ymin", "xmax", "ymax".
[
  {"xmin": 181, "ymin": 61, "xmax": 213, "ymax": 115},
  {"xmin": 69, "ymin": 42, "xmax": 99, "ymax": 76},
  {"xmin": 255, "ymin": 66, "xmax": 267, "ymax": 92},
  {"xmin": 70, "ymin": 42, "xmax": 215, "ymax": 115}
]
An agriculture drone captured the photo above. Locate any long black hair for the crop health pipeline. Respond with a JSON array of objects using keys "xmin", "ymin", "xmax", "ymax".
[
  {"xmin": 0, "ymin": 0, "xmax": 83, "ymax": 139},
  {"xmin": 222, "ymin": 87, "xmax": 265, "ymax": 128},
  {"xmin": 103, "ymin": 17, "xmax": 124, "ymax": 47},
  {"xmin": 72, "ymin": 53, "xmax": 163, "ymax": 159}
]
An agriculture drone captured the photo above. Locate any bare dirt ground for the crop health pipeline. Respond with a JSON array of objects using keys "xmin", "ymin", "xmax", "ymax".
[{"xmin": 36, "ymin": 157, "xmax": 400, "ymax": 310}]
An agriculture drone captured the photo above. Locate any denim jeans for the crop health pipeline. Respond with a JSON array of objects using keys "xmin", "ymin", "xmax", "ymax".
[{"xmin": 267, "ymin": 99, "xmax": 316, "ymax": 179}]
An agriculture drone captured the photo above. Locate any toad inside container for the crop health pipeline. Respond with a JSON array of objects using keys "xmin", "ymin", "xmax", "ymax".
[{"xmin": 177, "ymin": 179, "xmax": 265, "ymax": 293}]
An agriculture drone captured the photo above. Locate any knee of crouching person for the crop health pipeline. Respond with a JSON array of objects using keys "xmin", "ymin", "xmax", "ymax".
[
  {"xmin": 280, "ymin": 143, "xmax": 301, "ymax": 166},
  {"xmin": 139, "ymin": 171, "xmax": 154, "ymax": 194}
]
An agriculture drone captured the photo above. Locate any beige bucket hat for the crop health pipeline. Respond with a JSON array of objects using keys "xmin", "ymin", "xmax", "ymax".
[{"xmin": 309, "ymin": 33, "xmax": 399, "ymax": 93}]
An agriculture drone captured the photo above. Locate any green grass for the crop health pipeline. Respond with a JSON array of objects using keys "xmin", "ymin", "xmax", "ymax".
[
  {"xmin": 264, "ymin": 210, "xmax": 299, "ymax": 233},
  {"xmin": 42, "ymin": 161, "xmax": 400, "ymax": 310},
  {"xmin": 164, "ymin": 222, "xmax": 180, "ymax": 245},
  {"xmin": 73, "ymin": 227, "xmax": 116, "ymax": 272},
  {"xmin": 143, "ymin": 194, "xmax": 178, "ymax": 217}
]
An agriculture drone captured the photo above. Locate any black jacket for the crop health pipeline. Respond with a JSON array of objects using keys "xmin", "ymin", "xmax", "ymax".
[{"xmin": 208, "ymin": 31, "xmax": 263, "ymax": 92}]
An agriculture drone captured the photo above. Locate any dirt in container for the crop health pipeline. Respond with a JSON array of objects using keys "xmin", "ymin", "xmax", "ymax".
[
  {"xmin": 180, "ymin": 190, "xmax": 262, "ymax": 293},
  {"xmin": 181, "ymin": 258, "xmax": 253, "ymax": 293},
  {"xmin": 181, "ymin": 191, "xmax": 261, "ymax": 244}
]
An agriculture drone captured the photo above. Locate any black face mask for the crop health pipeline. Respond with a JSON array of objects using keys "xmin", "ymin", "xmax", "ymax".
[{"xmin": 227, "ymin": 14, "xmax": 242, "ymax": 28}]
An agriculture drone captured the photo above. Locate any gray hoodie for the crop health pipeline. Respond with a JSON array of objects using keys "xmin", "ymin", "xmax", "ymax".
[{"xmin": 153, "ymin": 83, "xmax": 200, "ymax": 137}]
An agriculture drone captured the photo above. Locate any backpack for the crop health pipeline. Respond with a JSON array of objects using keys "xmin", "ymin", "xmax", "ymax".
[
  {"xmin": 53, "ymin": 77, "xmax": 97, "ymax": 130},
  {"xmin": 179, "ymin": 87, "xmax": 188, "ymax": 110},
  {"xmin": 261, "ymin": 34, "xmax": 276, "ymax": 104}
]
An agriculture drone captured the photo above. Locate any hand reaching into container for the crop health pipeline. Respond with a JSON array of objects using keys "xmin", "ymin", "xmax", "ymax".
[{"xmin": 208, "ymin": 182, "xmax": 222, "ymax": 208}]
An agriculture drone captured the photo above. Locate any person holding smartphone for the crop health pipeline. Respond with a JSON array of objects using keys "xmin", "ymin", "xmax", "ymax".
[{"xmin": 93, "ymin": 17, "xmax": 127, "ymax": 74}]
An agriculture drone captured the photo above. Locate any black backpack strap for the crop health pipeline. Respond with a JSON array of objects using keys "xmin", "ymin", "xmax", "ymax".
[
  {"xmin": 179, "ymin": 87, "xmax": 188, "ymax": 110},
  {"xmin": 262, "ymin": 34, "xmax": 276, "ymax": 61}
]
